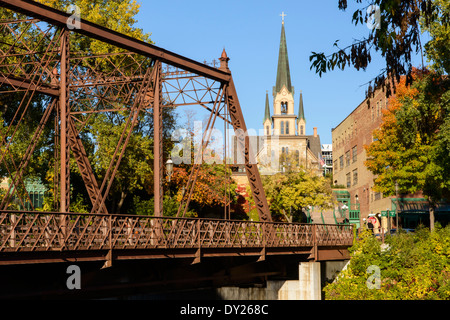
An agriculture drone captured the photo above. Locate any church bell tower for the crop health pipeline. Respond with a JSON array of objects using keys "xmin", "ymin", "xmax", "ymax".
[{"xmin": 269, "ymin": 15, "xmax": 297, "ymax": 136}]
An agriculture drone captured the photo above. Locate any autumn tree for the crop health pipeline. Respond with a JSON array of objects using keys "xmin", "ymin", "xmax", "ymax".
[
  {"xmin": 166, "ymin": 164, "xmax": 240, "ymax": 218},
  {"xmin": 365, "ymin": 69, "xmax": 450, "ymax": 231}
]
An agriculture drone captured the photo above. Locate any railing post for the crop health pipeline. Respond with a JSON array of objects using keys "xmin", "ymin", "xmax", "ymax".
[
  {"xmin": 192, "ymin": 218, "xmax": 201, "ymax": 264},
  {"xmin": 313, "ymin": 224, "xmax": 318, "ymax": 262},
  {"xmin": 109, "ymin": 214, "xmax": 112, "ymax": 249},
  {"xmin": 197, "ymin": 219, "xmax": 201, "ymax": 249},
  {"xmin": 9, "ymin": 213, "xmax": 16, "ymax": 248},
  {"xmin": 102, "ymin": 214, "xmax": 113, "ymax": 269}
]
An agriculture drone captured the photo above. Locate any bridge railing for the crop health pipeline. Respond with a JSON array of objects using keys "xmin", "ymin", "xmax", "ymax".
[{"xmin": 0, "ymin": 211, "xmax": 353, "ymax": 252}]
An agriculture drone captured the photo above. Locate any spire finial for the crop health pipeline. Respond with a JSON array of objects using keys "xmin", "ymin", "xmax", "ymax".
[
  {"xmin": 280, "ymin": 12, "xmax": 286, "ymax": 24},
  {"xmin": 219, "ymin": 48, "xmax": 230, "ymax": 71}
]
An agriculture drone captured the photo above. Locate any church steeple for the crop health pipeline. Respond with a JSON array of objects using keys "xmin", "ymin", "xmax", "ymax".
[
  {"xmin": 298, "ymin": 91, "xmax": 306, "ymax": 135},
  {"xmin": 263, "ymin": 91, "xmax": 271, "ymax": 123},
  {"xmin": 263, "ymin": 91, "xmax": 272, "ymax": 136},
  {"xmin": 298, "ymin": 91, "xmax": 305, "ymax": 121},
  {"xmin": 274, "ymin": 17, "xmax": 292, "ymax": 94}
]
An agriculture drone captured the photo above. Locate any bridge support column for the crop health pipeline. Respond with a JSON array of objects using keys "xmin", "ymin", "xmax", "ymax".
[{"xmin": 298, "ymin": 261, "xmax": 321, "ymax": 300}]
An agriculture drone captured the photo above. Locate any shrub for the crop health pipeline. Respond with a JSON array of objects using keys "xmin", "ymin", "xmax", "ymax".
[{"xmin": 324, "ymin": 225, "xmax": 450, "ymax": 300}]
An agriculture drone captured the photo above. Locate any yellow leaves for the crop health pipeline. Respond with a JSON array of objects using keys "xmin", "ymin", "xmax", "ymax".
[
  {"xmin": 35, "ymin": 0, "xmax": 151, "ymax": 55},
  {"xmin": 415, "ymin": 132, "xmax": 422, "ymax": 144}
]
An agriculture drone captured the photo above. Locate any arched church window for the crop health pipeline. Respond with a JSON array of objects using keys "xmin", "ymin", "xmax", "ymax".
[
  {"xmin": 282, "ymin": 147, "xmax": 285, "ymax": 154},
  {"xmin": 300, "ymin": 125, "xmax": 304, "ymax": 135},
  {"xmin": 266, "ymin": 125, "xmax": 269, "ymax": 135},
  {"xmin": 281, "ymin": 102, "xmax": 287, "ymax": 114},
  {"xmin": 286, "ymin": 121, "xmax": 289, "ymax": 135},
  {"xmin": 280, "ymin": 121, "xmax": 284, "ymax": 135},
  {"xmin": 285, "ymin": 147, "xmax": 289, "ymax": 154}
]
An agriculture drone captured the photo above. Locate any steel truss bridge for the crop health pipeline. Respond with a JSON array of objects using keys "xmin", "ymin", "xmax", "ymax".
[{"xmin": 0, "ymin": 0, "xmax": 352, "ymax": 298}]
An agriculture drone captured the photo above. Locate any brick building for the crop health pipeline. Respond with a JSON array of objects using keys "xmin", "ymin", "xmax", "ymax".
[
  {"xmin": 331, "ymin": 85, "xmax": 446, "ymax": 230},
  {"xmin": 332, "ymin": 86, "xmax": 394, "ymax": 228}
]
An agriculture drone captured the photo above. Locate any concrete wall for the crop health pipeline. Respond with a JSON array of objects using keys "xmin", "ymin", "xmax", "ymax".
[{"xmin": 216, "ymin": 260, "xmax": 349, "ymax": 300}]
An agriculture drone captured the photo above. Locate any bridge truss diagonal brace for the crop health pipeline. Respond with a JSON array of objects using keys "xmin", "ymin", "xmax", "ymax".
[
  {"xmin": 68, "ymin": 118, "xmax": 108, "ymax": 214},
  {"xmin": 225, "ymin": 77, "xmax": 272, "ymax": 222}
]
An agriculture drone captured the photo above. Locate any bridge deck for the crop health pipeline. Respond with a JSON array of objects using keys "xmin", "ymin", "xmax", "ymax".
[{"xmin": 0, "ymin": 211, "xmax": 353, "ymax": 265}]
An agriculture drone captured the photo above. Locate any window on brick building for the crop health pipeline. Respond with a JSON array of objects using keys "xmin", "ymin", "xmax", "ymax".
[
  {"xmin": 345, "ymin": 151, "xmax": 350, "ymax": 167},
  {"xmin": 346, "ymin": 172, "xmax": 351, "ymax": 188},
  {"xmin": 339, "ymin": 155, "xmax": 344, "ymax": 169},
  {"xmin": 352, "ymin": 169, "xmax": 358, "ymax": 186},
  {"xmin": 352, "ymin": 145, "xmax": 357, "ymax": 163}
]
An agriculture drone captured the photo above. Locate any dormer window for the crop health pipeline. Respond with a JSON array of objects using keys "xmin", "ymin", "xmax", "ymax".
[{"xmin": 281, "ymin": 101, "xmax": 287, "ymax": 114}]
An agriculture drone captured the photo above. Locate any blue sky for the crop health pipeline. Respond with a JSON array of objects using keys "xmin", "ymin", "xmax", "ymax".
[{"xmin": 135, "ymin": 0, "xmax": 426, "ymax": 144}]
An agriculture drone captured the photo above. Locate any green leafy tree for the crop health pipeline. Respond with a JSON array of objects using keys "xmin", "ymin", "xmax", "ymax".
[
  {"xmin": 365, "ymin": 70, "xmax": 450, "ymax": 231},
  {"xmin": 36, "ymin": 0, "xmax": 151, "ymax": 51},
  {"xmin": 262, "ymin": 153, "xmax": 335, "ymax": 222},
  {"xmin": 422, "ymin": 0, "xmax": 450, "ymax": 75}
]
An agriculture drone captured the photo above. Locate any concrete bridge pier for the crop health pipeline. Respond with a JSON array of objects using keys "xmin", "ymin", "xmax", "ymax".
[
  {"xmin": 297, "ymin": 261, "xmax": 321, "ymax": 300},
  {"xmin": 216, "ymin": 260, "xmax": 348, "ymax": 300}
]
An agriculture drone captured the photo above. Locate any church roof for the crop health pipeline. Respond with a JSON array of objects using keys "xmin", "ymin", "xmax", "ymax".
[
  {"xmin": 275, "ymin": 21, "xmax": 292, "ymax": 94},
  {"xmin": 307, "ymin": 135, "xmax": 322, "ymax": 161},
  {"xmin": 264, "ymin": 91, "xmax": 271, "ymax": 123},
  {"xmin": 298, "ymin": 91, "xmax": 305, "ymax": 121}
]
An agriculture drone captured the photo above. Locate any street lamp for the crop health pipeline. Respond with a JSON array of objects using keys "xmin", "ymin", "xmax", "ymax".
[
  {"xmin": 166, "ymin": 157, "xmax": 173, "ymax": 182},
  {"xmin": 341, "ymin": 204, "xmax": 348, "ymax": 220}
]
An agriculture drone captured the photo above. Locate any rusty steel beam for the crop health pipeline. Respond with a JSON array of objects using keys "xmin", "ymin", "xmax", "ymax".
[
  {"xmin": 59, "ymin": 29, "xmax": 70, "ymax": 213},
  {"xmin": 153, "ymin": 61, "xmax": 163, "ymax": 217},
  {"xmin": 0, "ymin": 75, "xmax": 59, "ymax": 96},
  {"xmin": 0, "ymin": 0, "xmax": 230, "ymax": 83},
  {"xmin": 68, "ymin": 118, "xmax": 108, "ymax": 214}
]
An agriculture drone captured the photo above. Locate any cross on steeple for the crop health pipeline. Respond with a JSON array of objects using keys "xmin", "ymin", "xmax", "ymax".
[{"xmin": 280, "ymin": 12, "xmax": 286, "ymax": 24}]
